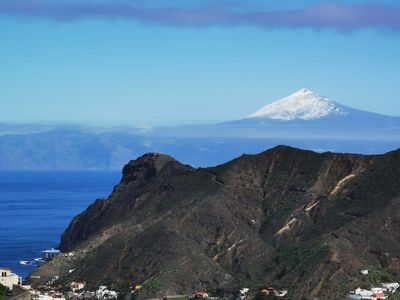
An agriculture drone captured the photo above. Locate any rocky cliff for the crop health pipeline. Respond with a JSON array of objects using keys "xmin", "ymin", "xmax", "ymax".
[{"xmin": 27, "ymin": 146, "xmax": 400, "ymax": 299}]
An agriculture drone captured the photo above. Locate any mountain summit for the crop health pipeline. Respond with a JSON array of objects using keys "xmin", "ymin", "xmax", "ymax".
[{"xmin": 248, "ymin": 88, "xmax": 349, "ymax": 121}]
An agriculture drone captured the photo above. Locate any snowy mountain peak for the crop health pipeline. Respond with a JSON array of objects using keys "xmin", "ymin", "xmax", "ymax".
[
  {"xmin": 293, "ymin": 88, "xmax": 314, "ymax": 96},
  {"xmin": 248, "ymin": 89, "xmax": 349, "ymax": 121}
]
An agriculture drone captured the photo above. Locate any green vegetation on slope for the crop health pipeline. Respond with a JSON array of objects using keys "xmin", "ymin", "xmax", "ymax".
[
  {"xmin": 365, "ymin": 266, "xmax": 394, "ymax": 286},
  {"xmin": 0, "ymin": 284, "xmax": 7, "ymax": 300}
]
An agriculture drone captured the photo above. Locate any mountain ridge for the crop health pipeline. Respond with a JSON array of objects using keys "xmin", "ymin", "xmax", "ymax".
[{"xmin": 26, "ymin": 146, "xmax": 400, "ymax": 299}]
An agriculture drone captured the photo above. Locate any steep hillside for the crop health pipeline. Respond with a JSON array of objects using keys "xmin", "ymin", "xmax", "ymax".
[{"xmin": 27, "ymin": 146, "xmax": 400, "ymax": 299}]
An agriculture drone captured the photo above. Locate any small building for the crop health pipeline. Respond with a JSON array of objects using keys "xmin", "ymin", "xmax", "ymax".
[
  {"xmin": 31, "ymin": 292, "xmax": 66, "ymax": 300},
  {"xmin": 347, "ymin": 293, "xmax": 362, "ymax": 300},
  {"xmin": 354, "ymin": 288, "xmax": 373, "ymax": 297},
  {"xmin": 41, "ymin": 249, "xmax": 60, "ymax": 261},
  {"xmin": 381, "ymin": 282, "xmax": 399, "ymax": 293},
  {"xmin": 194, "ymin": 291, "xmax": 209, "ymax": 299},
  {"xmin": 239, "ymin": 288, "xmax": 249, "ymax": 299},
  {"xmin": 360, "ymin": 270, "xmax": 369, "ymax": 275},
  {"xmin": 0, "ymin": 267, "xmax": 22, "ymax": 290},
  {"xmin": 274, "ymin": 289, "xmax": 288, "ymax": 297},
  {"xmin": 261, "ymin": 288, "xmax": 274, "ymax": 296},
  {"xmin": 95, "ymin": 286, "xmax": 118, "ymax": 299},
  {"xmin": 70, "ymin": 281, "xmax": 86, "ymax": 292},
  {"xmin": 373, "ymin": 292, "xmax": 387, "ymax": 299}
]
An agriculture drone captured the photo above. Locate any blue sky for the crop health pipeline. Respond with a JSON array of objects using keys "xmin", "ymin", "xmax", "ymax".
[{"xmin": 1, "ymin": 0, "xmax": 400, "ymax": 126}]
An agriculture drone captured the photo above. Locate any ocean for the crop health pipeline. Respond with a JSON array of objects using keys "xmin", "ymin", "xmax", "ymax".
[{"xmin": 0, "ymin": 172, "xmax": 121, "ymax": 279}]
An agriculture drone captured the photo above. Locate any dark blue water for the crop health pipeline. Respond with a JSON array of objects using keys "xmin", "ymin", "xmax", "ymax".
[{"xmin": 0, "ymin": 172, "xmax": 121, "ymax": 279}]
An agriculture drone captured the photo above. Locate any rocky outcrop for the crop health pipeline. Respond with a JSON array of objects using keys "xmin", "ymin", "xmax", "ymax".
[{"xmin": 28, "ymin": 146, "xmax": 400, "ymax": 299}]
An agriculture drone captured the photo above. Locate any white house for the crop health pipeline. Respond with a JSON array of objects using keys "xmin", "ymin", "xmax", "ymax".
[
  {"xmin": 381, "ymin": 282, "xmax": 399, "ymax": 293},
  {"xmin": 274, "ymin": 289, "xmax": 288, "ymax": 297},
  {"xmin": 355, "ymin": 288, "xmax": 373, "ymax": 296},
  {"xmin": 0, "ymin": 267, "xmax": 22, "ymax": 290},
  {"xmin": 31, "ymin": 292, "xmax": 66, "ymax": 300},
  {"xmin": 70, "ymin": 281, "xmax": 85, "ymax": 292},
  {"xmin": 41, "ymin": 249, "xmax": 60, "ymax": 261},
  {"xmin": 95, "ymin": 286, "xmax": 118, "ymax": 299}
]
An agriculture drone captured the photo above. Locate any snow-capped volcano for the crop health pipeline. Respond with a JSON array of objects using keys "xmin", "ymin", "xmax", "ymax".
[{"xmin": 248, "ymin": 89, "xmax": 349, "ymax": 121}]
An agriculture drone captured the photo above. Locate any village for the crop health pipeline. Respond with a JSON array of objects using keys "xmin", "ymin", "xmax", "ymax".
[
  {"xmin": 0, "ymin": 269, "xmax": 288, "ymax": 300},
  {"xmin": 346, "ymin": 270, "xmax": 400, "ymax": 300},
  {"xmin": 1, "ymin": 248, "xmax": 291, "ymax": 300},
  {"xmin": 1, "ymin": 267, "xmax": 288, "ymax": 300},
  {"xmin": 1, "ymin": 250, "xmax": 399, "ymax": 300}
]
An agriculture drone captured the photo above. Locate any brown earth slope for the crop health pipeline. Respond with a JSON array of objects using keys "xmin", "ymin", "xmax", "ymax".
[{"xmin": 27, "ymin": 146, "xmax": 400, "ymax": 299}]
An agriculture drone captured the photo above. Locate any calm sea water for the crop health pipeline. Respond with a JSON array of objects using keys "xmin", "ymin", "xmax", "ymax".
[{"xmin": 0, "ymin": 172, "xmax": 121, "ymax": 279}]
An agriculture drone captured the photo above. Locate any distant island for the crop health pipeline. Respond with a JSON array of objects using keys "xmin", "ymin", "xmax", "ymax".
[{"xmin": 1, "ymin": 89, "xmax": 399, "ymax": 171}]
